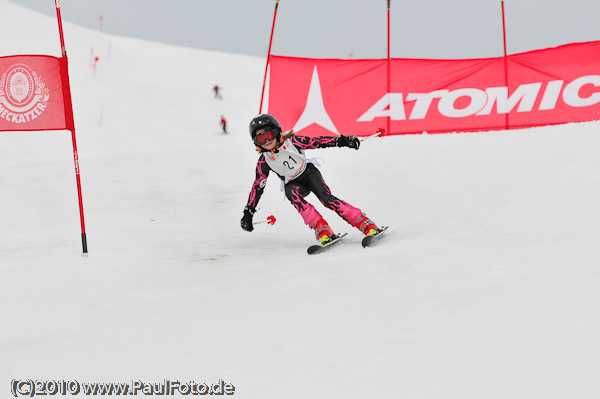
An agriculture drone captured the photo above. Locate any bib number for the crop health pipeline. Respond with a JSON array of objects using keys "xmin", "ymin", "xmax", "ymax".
[{"xmin": 283, "ymin": 155, "xmax": 298, "ymax": 170}]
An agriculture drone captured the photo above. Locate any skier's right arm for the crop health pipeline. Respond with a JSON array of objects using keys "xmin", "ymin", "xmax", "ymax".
[{"xmin": 241, "ymin": 155, "xmax": 270, "ymax": 232}]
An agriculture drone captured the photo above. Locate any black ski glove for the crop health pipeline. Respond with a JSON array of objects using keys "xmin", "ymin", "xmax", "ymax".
[
  {"xmin": 240, "ymin": 206, "xmax": 255, "ymax": 232},
  {"xmin": 337, "ymin": 135, "xmax": 360, "ymax": 150}
]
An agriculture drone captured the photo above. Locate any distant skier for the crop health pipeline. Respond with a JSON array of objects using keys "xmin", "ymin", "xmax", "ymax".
[
  {"xmin": 240, "ymin": 114, "xmax": 380, "ymax": 244},
  {"xmin": 220, "ymin": 115, "xmax": 228, "ymax": 133},
  {"xmin": 213, "ymin": 84, "xmax": 222, "ymax": 99}
]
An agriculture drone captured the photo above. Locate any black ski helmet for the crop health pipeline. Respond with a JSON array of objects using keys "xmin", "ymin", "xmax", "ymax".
[{"xmin": 249, "ymin": 114, "xmax": 282, "ymax": 144}]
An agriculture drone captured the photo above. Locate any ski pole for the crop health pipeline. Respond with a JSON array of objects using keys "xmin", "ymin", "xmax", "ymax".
[
  {"xmin": 360, "ymin": 128, "xmax": 386, "ymax": 142},
  {"xmin": 253, "ymin": 215, "xmax": 277, "ymax": 226}
]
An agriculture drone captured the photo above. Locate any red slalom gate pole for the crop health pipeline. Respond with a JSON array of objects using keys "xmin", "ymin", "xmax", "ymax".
[
  {"xmin": 55, "ymin": 0, "xmax": 67, "ymax": 56},
  {"xmin": 501, "ymin": 0, "xmax": 509, "ymax": 130},
  {"xmin": 386, "ymin": 0, "xmax": 391, "ymax": 136},
  {"xmin": 259, "ymin": 0, "xmax": 280, "ymax": 114},
  {"xmin": 56, "ymin": 0, "xmax": 88, "ymax": 256}
]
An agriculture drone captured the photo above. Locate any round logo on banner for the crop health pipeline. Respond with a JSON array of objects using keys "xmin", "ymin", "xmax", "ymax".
[{"xmin": 0, "ymin": 63, "xmax": 50, "ymax": 124}]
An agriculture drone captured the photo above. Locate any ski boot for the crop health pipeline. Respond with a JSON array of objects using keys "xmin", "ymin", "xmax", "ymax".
[
  {"xmin": 354, "ymin": 214, "xmax": 379, "ymax": 236},
  {"xmin": 313, "ymin": 218, "xmax": 335, "ymax": 244}
]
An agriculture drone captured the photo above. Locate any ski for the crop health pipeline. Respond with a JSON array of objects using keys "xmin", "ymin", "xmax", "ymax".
[
  {"xmin": 361, "ymin": 226, "xmax": 389, "ymax": 248},
  {"xmin": 307, "ymin": 233, "xmax": 348, "ymax": 255}
]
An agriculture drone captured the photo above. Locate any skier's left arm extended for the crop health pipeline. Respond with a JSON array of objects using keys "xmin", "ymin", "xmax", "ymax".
[
  {"xmin": 241, "ymin": 155, "xmax": 270, "ymax": 232},
  {"xmin": 291, "ymin": 134, "xmax": 360, "ymax": 150}
]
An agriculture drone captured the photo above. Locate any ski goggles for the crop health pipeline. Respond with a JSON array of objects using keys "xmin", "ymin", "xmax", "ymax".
[{"xmin": 254, "ymin": 129, "xmax": 277, "ymax": 146}]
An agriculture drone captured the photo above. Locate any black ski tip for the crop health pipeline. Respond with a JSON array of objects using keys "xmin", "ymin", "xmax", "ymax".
[
  {"xmin": 307, "ymin": 245, "xmax": 323, "ymax": 255},
  {"xmin": 307, "ymin": 233, "xmax": 347, "ymax": 255},
  {"xmin": 361, "ymin": 226, "xmax": 389, "ymax": 248}
]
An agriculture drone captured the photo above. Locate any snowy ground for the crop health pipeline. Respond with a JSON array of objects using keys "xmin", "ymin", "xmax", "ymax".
[{"xmin": 1, "ymin": 2, "xmax": 599, "ymax": 398}]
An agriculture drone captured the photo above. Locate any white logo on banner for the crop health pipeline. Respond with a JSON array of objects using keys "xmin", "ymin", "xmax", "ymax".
[
  {"xmin": 357, "ymin": 75, "xmax": 600, "ymax": 122},
  {"xmin": 0, "ymin": 63, "xmax": 50, "ymax": 124},
  {"xmin": 293, "ymin": 66, "xmax": 340, "ymax": 135}
]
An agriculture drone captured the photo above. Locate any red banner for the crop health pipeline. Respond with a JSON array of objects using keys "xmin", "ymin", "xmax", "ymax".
[
  {"xmin": 0, "ymin": 55, "xmax": 72, "ymax": 132},
  {"xmin": 268, "ymin": 41, "xmax": 600, "ymax": 136}
]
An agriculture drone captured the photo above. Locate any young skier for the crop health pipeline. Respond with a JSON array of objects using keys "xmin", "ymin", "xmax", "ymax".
[{"xmin": 240, "ymin": 114, "xmax": 380, "ymax": 244}]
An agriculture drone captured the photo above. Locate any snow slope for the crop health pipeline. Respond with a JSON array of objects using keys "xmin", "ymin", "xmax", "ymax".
[{"xmin": 1, "ymin": 2, "xmax": 599, "ymax": 398}]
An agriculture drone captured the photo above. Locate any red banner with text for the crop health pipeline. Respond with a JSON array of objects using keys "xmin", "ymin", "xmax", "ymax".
[
  {"xmin": 267, "ymin": 41, "xmax": 600, "ymax": 136},
  {"xmin": 0, "ymin": 55, "xmax": 72, "ymax": 132}
]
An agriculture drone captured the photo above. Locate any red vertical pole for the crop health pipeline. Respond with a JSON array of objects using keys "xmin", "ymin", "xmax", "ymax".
[
  {"xmin": 55, "ymin": 0, "xmax": 67, "ymax": 57},
  {"xmin": 501, "ymin": 0, "xmax": 509, "ymax": 130},
  {"xmin": 387, "ymin": 0, "xmax": 391, "ymax": 135},
  {"xmin": 55, "ymin": 0, "xmax": 88, "ymax": 255},
  {"xmin": 259, "ymin": 0, "xmax": 279, "ymax": 114}
]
